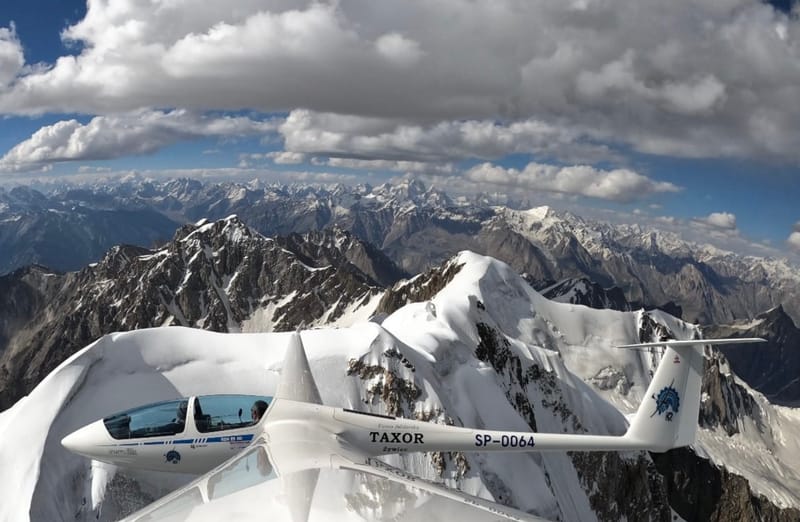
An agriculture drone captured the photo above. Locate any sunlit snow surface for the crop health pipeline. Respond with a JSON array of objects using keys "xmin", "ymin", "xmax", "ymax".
[{"xmin": 1, "ymin": 251, "xmax": 798, "ymax": 521}]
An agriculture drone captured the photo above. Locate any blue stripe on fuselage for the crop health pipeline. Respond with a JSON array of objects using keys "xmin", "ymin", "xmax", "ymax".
[
  {"xmin": 204, "ymin": 434, "xmax": 254, "ymax": 443},
  {"xmin": 106, "ymin": 433, "xmax": 255, "ymax": 447}
]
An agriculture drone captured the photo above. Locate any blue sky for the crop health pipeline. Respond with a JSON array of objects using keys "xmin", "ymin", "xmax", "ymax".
[{"xmin": 0, "ymin": 0, "xmax": 798, "ymax": 260}]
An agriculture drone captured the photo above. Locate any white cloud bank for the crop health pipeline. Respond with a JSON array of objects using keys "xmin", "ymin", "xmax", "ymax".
[
  {"xmin": 0, "ymin": 110, "xmax": 276, "ymax": 171},
  {"xmin": 0, "ymin": 1, "xmax": 799, "ymax": 161},
  {"xmin": 464, "ymin": 162, "xmax": 680, "ymax": 203},
  {"xmin": 277, "ymin": 109, "xmax": 616, "ymax": 165}
]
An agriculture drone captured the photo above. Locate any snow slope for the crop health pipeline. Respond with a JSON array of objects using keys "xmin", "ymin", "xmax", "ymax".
[{"xmin": 1, "ymin": 251, "xmax": 798, "ymax": 521}]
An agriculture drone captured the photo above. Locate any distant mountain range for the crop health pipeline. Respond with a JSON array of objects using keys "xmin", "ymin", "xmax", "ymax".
[
  {"xmin": 0, "ymin": 185, "xmax": 179, "ymax": 274},
  {"xmin": 2, "ymin": 178, "xmax": 798, "ymax": 326}
]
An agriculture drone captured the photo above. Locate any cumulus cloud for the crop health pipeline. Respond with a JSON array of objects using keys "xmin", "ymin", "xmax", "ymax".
[
  {"xmin": 0, "ymin": 110, "xmax": 276, "ymax": 172},
  {"xmin": 788, "ymin": 232, "xmax": 800, "ymax": 251},
  {"xmin": 463, "ymin": 162, "xmax": 681, "ymax": 202},
  {"xmin": 0, "ymin": 25, "xmax": 23, "ymax": 87},
  {"xmin": 374, "ymin": 33, "xmax": 423, "ymax": 67},
  {"xmin": 693, "ymin": 212, "xmax": 738, "ymax": 230},
  {"xmin": 0, "ymin": 1, "xmax": 798, "ymax": 162},
  {"xmin": 268, "ymin": 151, "xmax": 307, "ymax": 165}
]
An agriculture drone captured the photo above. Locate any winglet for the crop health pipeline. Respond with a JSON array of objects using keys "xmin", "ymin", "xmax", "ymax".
[{"xmin": 275, "ymin": 331, "xmax": 322, "ymax": 405}]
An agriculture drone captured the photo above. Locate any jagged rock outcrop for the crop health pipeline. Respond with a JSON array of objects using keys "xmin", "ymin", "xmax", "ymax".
[
  {"xmin": 374, "ymin": 259, "xmax": 465, "ymax": 317},
  {"xmin": 699, "ymin": 351, "xmax": 763, "ymax": 436}
]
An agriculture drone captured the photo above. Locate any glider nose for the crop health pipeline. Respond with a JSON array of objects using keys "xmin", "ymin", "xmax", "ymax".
[{"xmin": 61, "ymin": 420, "xmax": 108, "ymax": 457}]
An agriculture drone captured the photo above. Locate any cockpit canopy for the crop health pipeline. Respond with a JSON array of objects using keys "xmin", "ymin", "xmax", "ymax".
[{"xmin": 103, "ymin": 395, "xmax": 272, "ymax": 440}]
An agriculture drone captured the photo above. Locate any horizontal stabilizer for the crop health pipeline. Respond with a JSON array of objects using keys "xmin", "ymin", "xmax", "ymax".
[{"xmin": 617, "ymin": 337, "xmax": 766, "ymax": 349}]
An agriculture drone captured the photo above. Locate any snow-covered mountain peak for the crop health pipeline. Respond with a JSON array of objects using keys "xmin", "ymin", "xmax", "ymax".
[
  {"xmin": 523, "ymin": 206, "xmax": 553, "ymax": 222},
  {"xmin": 178, "ymin": 214, "xmax": 260, "ymax": 246}
]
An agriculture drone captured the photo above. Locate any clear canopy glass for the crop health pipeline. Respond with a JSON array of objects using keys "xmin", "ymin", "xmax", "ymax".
[{"xmin": 102, "ymin": 395, "xmax": 273, "ymax": 440}]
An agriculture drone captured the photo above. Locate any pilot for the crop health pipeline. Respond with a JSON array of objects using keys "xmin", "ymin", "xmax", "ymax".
[
  {"xmin": 174, "ymin": 400, "xmax": 188, "ymax": 431},
  {"xmin": 251, "ymin": 400, "xmax": 268, "ymax": 424}
]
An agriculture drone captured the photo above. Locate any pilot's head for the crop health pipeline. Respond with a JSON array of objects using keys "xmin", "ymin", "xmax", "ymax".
[
  {"xmin": 251, "ymin": 400, "xmax": 268, "ymax": 423},
  {"xmin": 177, "ymin": 401, "xmax": 188, "ymax": 422}
]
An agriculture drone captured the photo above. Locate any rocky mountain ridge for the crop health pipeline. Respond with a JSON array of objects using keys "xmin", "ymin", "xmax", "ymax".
[{"xmin": 0, "ymin": 217, "xmax": 397, "ymax": 410}]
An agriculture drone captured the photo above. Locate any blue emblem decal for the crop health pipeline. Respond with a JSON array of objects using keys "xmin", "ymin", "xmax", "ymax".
[
  {"xmin": 165, "ymin": 450, "xmax": 181, "ymax": 464},
  {"xmin": 651, "ymin": 380, "xmax": 680, "ymax": 421}
]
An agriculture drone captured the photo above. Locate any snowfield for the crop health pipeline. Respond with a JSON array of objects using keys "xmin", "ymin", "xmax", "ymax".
[{"xmin": 1, "ymin": 251, "xmax": 798, "ymax": 521}]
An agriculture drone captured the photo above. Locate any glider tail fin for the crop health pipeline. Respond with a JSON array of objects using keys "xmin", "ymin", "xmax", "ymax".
[{"xmin": 620, "ymin": 337, "xmax": 765, "ymax": 451}]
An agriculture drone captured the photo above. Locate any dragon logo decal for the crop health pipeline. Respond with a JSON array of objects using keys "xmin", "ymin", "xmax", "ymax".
[
  {"xmin": 165, "ymin": 450, "xmax": 181, "ymax": 464},
  {"xmin": 651, "ymin": 380, "xmax": 680, "ymax": 421}
]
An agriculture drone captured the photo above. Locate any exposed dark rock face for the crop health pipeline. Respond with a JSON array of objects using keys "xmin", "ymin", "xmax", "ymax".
[
  {"xmin": 699, "ymin": 351, "xmax": 763, "ymax": 436},
  {"xmin": 638, "ymin": 310, "xmax": 677, "ymax": 344},
  {"xmin": 571, "ymin": 452, "xmax": 670, "ymax": 522},
  {"xmin": 652, "ymin": 447, "xmax": 800, "ymax": 522},
  {"xmin": 347, "ymin": 357, "xmax": 421, "ymax": 417},
  {"xmin": 704, "ymin": 306, "xmax": 800, "ymax": 405},
  {"xmin": 374, "ymin": 259, "xmax": 465, "ymax": 317},
  {"xmin": 629, "ymin": 311, "xmax": 797, "ymax": 521},
  {"xmin": 0, "ymin": 265, "xmax": 63, "ymax": 357},
  {"xmin": 0, "ymin": 216, "xmax": 385, "ymax": 410},
  {"xmin": 276, "ymin": 227, "xmax": 408, "ymax": 288}
]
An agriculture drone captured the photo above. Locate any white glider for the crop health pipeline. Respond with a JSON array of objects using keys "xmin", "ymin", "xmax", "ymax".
[{"xmin": 61, "ymin": 333, "xmax": 765, "ymax": 521}]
